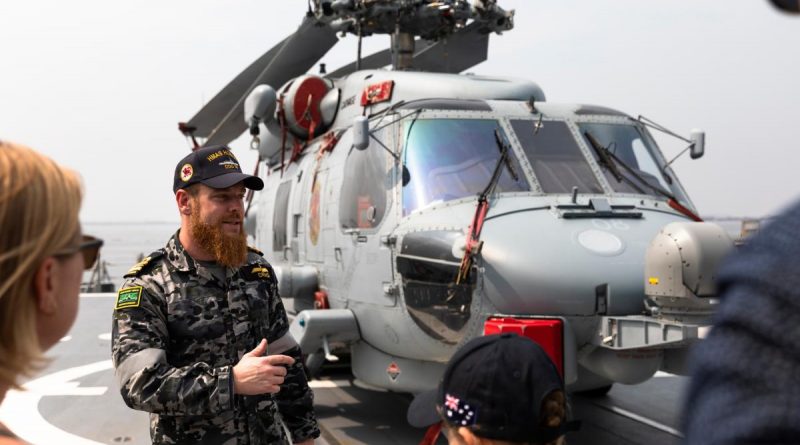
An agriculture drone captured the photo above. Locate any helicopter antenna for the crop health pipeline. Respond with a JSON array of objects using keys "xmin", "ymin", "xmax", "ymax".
[{"xmin": 356, "ymin": 23, "xmax": 362, "ymax": 71}]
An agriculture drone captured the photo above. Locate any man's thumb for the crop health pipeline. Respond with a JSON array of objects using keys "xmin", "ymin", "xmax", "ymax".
[{"xmin": 245, "ymin": 338, "xmax": 268, "ymax": 357}]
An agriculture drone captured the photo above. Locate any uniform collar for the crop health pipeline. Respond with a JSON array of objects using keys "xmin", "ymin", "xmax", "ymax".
[{"xmin": 164, "ymin": 231, "xmax": 194, "ymax": 272}]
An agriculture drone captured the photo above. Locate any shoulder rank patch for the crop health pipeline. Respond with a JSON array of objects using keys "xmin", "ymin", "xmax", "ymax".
[
  {"xmin": 247, "ymin": 245, "xmax": 264, "ymax": 256},
  {"xmin": 116, "ymin": 286, "xmax": 143, "ymax": 310},
  {"xmin": 124, "ymin": 250, "xmax": 164, "ymax": 278}
]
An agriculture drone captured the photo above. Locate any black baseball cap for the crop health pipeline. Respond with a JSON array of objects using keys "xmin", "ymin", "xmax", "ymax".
[
  {"xmin": 173, "ymin": 145, "xmax": 264, "ymax": 193},
  {"xmin": 408, "ymin": 333, "xmax": 576, "ymax": 443}
]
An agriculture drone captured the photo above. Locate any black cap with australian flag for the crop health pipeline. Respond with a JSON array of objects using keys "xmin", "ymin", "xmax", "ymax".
[{"xmin": 173, "ymin": 145, "xmax": 264, "ymax": 193}]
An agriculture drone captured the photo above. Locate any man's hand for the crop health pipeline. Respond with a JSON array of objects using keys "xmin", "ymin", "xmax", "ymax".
[{"xmin": 233, "ymin": 338, "xmax": 296, "ymax": 395}]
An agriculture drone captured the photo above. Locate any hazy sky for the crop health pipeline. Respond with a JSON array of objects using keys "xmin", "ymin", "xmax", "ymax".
[{"xmin": 1, "ymin": 1, "xmax": 797, "ymax": 223}]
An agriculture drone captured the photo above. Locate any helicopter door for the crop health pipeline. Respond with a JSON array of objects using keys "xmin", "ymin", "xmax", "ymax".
[{"xmin": 337, "ymin": 128, "xmax": 397, "ymax": 307}]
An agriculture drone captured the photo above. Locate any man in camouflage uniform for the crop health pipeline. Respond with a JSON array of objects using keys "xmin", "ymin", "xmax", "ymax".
[{"xmin": 112, "ymin": 146, "xmax": 319, "ymax": 444}]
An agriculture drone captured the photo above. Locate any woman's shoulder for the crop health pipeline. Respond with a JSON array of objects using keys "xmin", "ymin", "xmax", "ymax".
[{"xmin": 0, "ymin": 422, "xmax": 25, "ymax": 445}]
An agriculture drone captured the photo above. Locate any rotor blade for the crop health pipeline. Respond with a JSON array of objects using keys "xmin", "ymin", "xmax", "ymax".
[
  {"xmin": 183, "ymin": 35, "xmax": 290, "ymax": 140},
  {"xmin": 186, "ymin": 15, "xmax": 338, "ymax": 146},
  {"xmin": 412, "ymin": 22, "xmax": 489, "ymax": 74},
  {"xmin": 326, "ymin": 39, "xmax": 436, "ymax": 78}
]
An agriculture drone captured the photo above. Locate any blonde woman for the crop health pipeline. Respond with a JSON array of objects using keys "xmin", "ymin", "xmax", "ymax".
[{"xmin": 0, "ymin": 141, "xmax": 102, "ymax": 443}]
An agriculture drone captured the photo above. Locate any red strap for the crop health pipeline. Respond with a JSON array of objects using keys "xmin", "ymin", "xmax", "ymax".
[
  {"xmin": 457, "ymin": 198, "xmax": 489, "ymax": 284},
  {"xmin": 319, "ymin": 131, "xmax": 339, "ymax": 154},
  {"xmin": 308, "ymin": 118, "xmax": 317, "ymax": 145},
  {"xmin": 244, "ymin": 161, "xmax": 260, "ymax": 217},
  {"xmin": 288, "ymin": 139, "xmax": 304, "ymax": 165},
  {"xmin": 302, "ymin": 93, "xmax": 317, "ymax": 145},
  {"xmin": 668, "ymin": 198, "xmax": 703, "ymax": 222},
  {"xmin": 277, "ymin": 96, "xmax": 288, "ymax": 178},
  {"xmin": 419, "ymin": 423, "xmax": 442, "ymax": 445}
]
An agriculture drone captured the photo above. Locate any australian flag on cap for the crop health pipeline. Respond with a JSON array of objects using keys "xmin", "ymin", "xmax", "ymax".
[{"xmin": 443, "ymin": 393, "xmax": 478, "ymax": 427}]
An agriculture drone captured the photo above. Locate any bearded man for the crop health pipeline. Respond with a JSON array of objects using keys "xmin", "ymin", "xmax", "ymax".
[{"xmin": 112, "ymin": 146, "xmax": 319, "ymax": 445}]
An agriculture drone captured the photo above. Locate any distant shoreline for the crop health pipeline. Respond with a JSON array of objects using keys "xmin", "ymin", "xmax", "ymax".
[{"xmin": 703, "ymin": 216, "xmax": 773, "ymax": 222}]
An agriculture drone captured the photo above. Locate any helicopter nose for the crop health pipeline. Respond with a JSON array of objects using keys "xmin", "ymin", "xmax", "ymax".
[{"xmin": 477, "ymin": 211, "xmax": 652, "ymax": 317}]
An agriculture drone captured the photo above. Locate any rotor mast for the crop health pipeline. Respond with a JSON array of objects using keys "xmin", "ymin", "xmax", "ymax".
[
  {"xmin": 314, "ymin": 0, "xmax": 515, "ymax": 71},
  {"xmin": 391, "ymin": 31, "xmax": 415, "ymax": 70}
]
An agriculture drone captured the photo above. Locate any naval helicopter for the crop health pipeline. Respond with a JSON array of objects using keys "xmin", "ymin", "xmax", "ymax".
[{"xmin": 178, "ymin": 0, "xmax": 734, "ymax": 396}]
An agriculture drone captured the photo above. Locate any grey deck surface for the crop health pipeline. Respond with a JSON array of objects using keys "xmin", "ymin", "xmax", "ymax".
[{"xmin": 0, "ymin": 294, "xmax": 686, "ymax": 445}]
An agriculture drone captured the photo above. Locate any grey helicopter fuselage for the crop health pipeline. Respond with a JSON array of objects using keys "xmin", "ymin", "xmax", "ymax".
[{"xmin": 243, "ymin": 68, "xmax": 719, "ymax": 393}]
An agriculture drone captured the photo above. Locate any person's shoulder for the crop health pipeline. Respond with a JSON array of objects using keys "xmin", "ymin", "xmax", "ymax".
[
  {"xmin": 123, "ymin": 249, "xmax": 166, "ymax": 279},
  {"xmin": 245, "ymin": 245, "xmax": 272, "ymax": 266},
  {"xmin": 0, "ymin": 436, "xmax": 26, "ymax": 445},
  {"xmin": 116, "ymin": 250, "xmax": 168, "ymax": 309},
  {"xmin": 241, "ymin": 246, "xmax": 277, "ymax": 281},
  {"xmin": 718, "ymin": 199, "xmax": 800, "ymax": 296},
  {"xmin": 0, "ymin": 422, "xmax": 25, "ymax": 445},
  {"xmin": 247, "ymin": 245, "xmax": 265, "ymax": 258}
]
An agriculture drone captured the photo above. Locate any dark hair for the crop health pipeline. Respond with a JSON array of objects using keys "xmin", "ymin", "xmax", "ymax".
[{"xmin": 442, "ymin": 390, "xmax": 568, "ymax": 445}]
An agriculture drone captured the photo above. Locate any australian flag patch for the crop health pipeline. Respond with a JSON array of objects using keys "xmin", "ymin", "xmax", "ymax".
[{"xmin": 443, "ymin": 393, "xmax": 478, "ymax": 426}]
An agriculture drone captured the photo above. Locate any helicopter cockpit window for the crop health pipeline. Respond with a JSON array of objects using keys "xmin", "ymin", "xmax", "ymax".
[
  {"xmin": 510, "ymin": 120, "xmax": 603, "ymax": 194},
  {"xmin": 402, "ymin": 119, "xmax": 529, "ymax": 215},
  {"xmin": 578, "ymin": 123, "xmax": 689, "ymax": 203},
  {"xmin": 339, "ymin": 130, "xmax": 390, "ymax": 230},
  {"xmin": 272, "ymin": 181, "xmax": 291, "ymax": 252}
]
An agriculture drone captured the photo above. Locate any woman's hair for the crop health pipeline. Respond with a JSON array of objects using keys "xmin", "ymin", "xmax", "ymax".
[{"xmin": 0, "ymin": 141, "xmax": 83, "ymax": 389}]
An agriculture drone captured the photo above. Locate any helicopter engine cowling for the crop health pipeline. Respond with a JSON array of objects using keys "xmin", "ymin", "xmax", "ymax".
[{"xmin": 279, "ymin": 74, "xmax": 333, "ymax": 139}]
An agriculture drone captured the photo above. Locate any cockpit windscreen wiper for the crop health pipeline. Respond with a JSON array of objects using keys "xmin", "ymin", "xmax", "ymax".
[
  {"xmin": 584, "ymin": 130, "xmax": 703, "ymax": 221},
  {"xmin": 478, "ymin": 129, "xmax": 515, "ymax": 199},
  {"xmin": 584, "ymin": 131, "xmax": 625, "ymax": 184},
  {"xmin": 585, "ymin": 130, "xmax": 668, "ymax": 198},
  {"xmin": 494, "ymin": 129, "xmax": 518, "ymax": 182}
]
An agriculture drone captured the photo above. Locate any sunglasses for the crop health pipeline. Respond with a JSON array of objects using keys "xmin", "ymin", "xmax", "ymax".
[{"xmin": 55, "ymin": 234, "xmax": 104, "ymax": 270}]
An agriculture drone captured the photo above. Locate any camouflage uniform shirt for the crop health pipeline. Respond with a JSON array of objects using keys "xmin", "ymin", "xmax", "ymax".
[{"xmin": 112, "ymin": 232, "xmax": 319, "ymax": 444}]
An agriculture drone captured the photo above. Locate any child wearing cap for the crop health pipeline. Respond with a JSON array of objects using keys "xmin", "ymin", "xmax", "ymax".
[{"xmin": 407, "ymin": 333, "xmax": 578, "ymax": 445}]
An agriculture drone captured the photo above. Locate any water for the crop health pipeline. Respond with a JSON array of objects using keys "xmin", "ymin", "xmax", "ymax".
[{"xmin": 83, "ymin": 222, "xmax": 179, "ymax": 289}]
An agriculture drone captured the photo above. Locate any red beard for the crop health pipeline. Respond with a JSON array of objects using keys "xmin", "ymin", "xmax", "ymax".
[{"xmin": 189, "ymin": 203, "xmax": 247, "ymax": 268}]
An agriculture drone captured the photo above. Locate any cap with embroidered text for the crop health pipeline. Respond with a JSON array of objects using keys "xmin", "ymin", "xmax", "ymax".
[{"xmin": 173, "ymin": 145, "xmax": 263, "ymax": 193}]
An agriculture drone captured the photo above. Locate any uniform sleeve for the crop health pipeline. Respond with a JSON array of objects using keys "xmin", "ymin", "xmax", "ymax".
[
  {"xmin": 112, "ymin": 279, "xmax": 234, "ymax": 416},
  {"xmin": 263, "ymin": 269, "xmax": 320, "ymax": 442}
]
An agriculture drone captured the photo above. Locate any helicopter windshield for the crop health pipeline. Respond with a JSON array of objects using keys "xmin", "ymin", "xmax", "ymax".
[
  {"xmin": 578, "ymin": 123, "xmax": 689, "ymax": 203},
  {"xmin": 509, "ymin": 119, "xmax": 604, "ymax": 194},
  {"xmin": 402, "ymin": 118, "xmax": 529, "ymax": 215}
]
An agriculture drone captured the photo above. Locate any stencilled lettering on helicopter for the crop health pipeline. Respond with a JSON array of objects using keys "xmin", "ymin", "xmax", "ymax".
[
  {"xmin": 592, "ymin": 219, "xmax": 630, "ymax": 231},
  {"xmin": 340, "ymin": 95, "xmax": 356, "ymax": 109}
]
